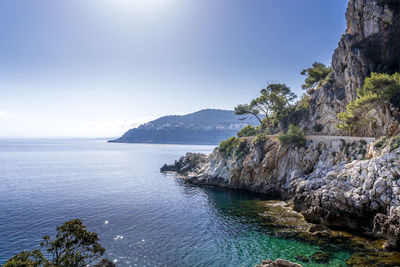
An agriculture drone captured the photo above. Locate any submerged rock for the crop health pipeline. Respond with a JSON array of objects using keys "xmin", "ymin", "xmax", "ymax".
[
  {"xmin": 372, "ymin": 212, "xmax": 400, "ymax": 249},
  {"xmin": 310, "ymin": 251, "xmax": 331, "ymax": 263},
  {"xmin": 255, "ymin": 259, "xmax": 302, "ymax": 267},
  {"xmin": 346, "ymin": 251, "xmax": 400, "ymax": 267},
  {"xmin": 294, "ymin": 255, "xmax": 309, "ymax": 263}
]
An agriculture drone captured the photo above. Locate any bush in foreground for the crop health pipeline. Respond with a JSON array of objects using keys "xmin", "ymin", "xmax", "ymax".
[{"xmin": 4, "ymin": 219, "xmax": 105, "ymax": 267}]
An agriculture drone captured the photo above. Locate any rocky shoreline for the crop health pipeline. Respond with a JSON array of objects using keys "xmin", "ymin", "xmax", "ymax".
[
  {"xmin": 161, "ymin": 136, "xmax": 400, "ymax": 265},
  {"xmin": 161, "ymin": 136, "xmax": 400, "ymax": 245}
]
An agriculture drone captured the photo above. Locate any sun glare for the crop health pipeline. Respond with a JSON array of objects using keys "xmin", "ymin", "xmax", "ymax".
[{"xmin": 100, "ymin": 0, "xmax": 170, "ymax": 14}]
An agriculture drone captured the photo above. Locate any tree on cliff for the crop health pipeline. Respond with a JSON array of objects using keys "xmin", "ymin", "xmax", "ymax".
[
  {"xmin": 234, "ymin": 104, "xmax": 263, "ymax": 124},
  {"xmin": 4, "ymin": 219, "xmax": 105, "ymax": 267},
  {"xmin": 336, "ymin": 73, "xmax": 400, "ymax": 132},
  {"xmin": 234, "ymin": 83, "xmax": 296, "ymax": 133},
  {"xmin": 301, "ymin": 62, "xmax": 332, "ymax": 90}
]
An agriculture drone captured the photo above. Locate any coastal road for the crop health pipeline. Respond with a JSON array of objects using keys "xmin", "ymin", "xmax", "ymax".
[
  {"xmin": 243, "ymin": 135, "xmax": 376, "ymax": 143},
  {"xmin": 304, "ymin": 135, "xmax": 375, "ymax": 142}
]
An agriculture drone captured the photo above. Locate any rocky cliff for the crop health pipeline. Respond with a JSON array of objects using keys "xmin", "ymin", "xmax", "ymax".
[
  {"xmin": 161, "ymin": 0, "xmax": 400, "ymax": 253},
  {"xmin": 162, "ymin": 136, "xmax": 400, "ymax": 248},
  {"xmin": 299, "ymin": 0, "xmax": 400, "ymax": 137}
]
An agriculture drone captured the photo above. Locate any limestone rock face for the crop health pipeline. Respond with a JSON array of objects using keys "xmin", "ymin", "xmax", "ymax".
[
  {"xmin": 373, "ymin": 212, "xmax": 400, "ymax": 249},
  {"xmin": 333, "ymin": 0, "xmax": 399, "ymax": 100},
  {"xmin": 160, "ymin": 153, "xmax": 208, "ymax": 176},
  {"xmin": 300, "ymin": 0, "xmax": 400, "ymax": 137},
  {"xmin": 299, "ymin": 83, "xmax": 346, "ymax": 136}
]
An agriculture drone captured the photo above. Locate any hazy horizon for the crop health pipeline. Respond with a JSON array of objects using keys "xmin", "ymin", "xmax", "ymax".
[
  {"xmin": 0, "ymin": 108, "xmax": 246, "ymax": 139},
  {"xmin": 0, "ymin": 0, "xmax": 347, "ymax": 138}
]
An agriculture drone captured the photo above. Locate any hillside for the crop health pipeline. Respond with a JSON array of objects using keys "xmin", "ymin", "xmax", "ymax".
[{"xmin": 109, "ymin": 109, "xmax": 259, "ymax": 144}]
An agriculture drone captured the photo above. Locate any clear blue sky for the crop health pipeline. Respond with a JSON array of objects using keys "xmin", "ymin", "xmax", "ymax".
[{"xmin": 0, "ymin": 0, "xmax": 348, "ymax": 137}]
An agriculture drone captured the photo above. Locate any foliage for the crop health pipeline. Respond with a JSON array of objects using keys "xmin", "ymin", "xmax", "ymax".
[
  {"xmin": 42, "ymin": 219, "xmax": 105, "ymax": 267},
  {"xmin": 5, "ymin": 220, "xmax": 105, "ymax": 267},
  {"xmin": 235, "ymin": 139, "xmax": 249, "ymax": 158},
  {"xmin": 4, "ymin": 250, "xmax": 51, "ymax": 267},
  {"xmin": 234, "ymin": 83, "xmax": 297, "ymax": 133},
  {"xmin": 234, "ymin": 104, "xmax": 263, "ymax": 124},
  {"xmin": 373, "ymin": 135, "xmax": 400, "ymax": 152},
  {"xmin": 252, "ymin": 133, "xmax": 269, "ymax": 146},
  {"xmin": 219, "ymin": 137, "xmax": 249, "ymax": 158},
  {"xmin": 320, "ymin": 72, "xmax": 334, "ymax": 87},
  {"xmin": 301, "ymin": 62, "xmax": 332, "ymax": 90},
  {"xmin": 295, "ymin": 94, "xmax": 312, "ymax": 112},
  {"xmin": 374, "ymin": 136, "xmax": 387, "ymax": 148},
  {"xmin": 336, "ymin": 73, "xmax": 400, "ymax": 132},
  {"xmin": 278, "ymin": 125, "xmax": 306, "ymax": 147},
  {"xmin": 237, "ymin": 125, "xmax": 258, "ymax": 137},
  {"xmin": 219, "ymin": 137, "xmax": 238, "ymax": 156},
  {"xmin": 390, "ymin": 136, "xmax": 400, "ymax": 152}
]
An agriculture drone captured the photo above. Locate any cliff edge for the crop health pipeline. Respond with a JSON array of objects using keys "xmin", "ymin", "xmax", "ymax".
[{"xmin": 298, "ymin": 0, "xmax": 400, "ymax": 137}]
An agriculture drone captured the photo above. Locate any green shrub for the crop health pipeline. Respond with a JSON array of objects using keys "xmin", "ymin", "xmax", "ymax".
[
  {"xmin": 295, "ymin": 94, "xmax": 312, "ymax": 112},
  {"xmin": 320, "ymin": 72, "xmax": 334, "ymax": 87},
  {"xmin": 237, "ymin": 125, "xmax": 258, "ymax": 137},
  {"xmin": 278, "ymin": 125, "xmax": 306, "ymax": 147},
  {"xmin": 4, "ymin": 250, "xmax": 48, "ymax": 267},
  {"xmin": 252, "ymin": 133, "xmax": 269, "ymax": 146},
  {"xmin": 390, "ymin": 136, "xmax": 400, "ymax": 152},
  {"xmin": 219, "ymin": 137, "xmax": 238, "ymax": 156},
  {"xmin": 374, "ymin": 136, "xmax": 387, "ymax": 148},
  {"xmin": 336, "ymin": 73, "xmax": 400, "ymax": 131},
  {"xmin": 235, "ymin": 139, "xmax": 249, "ymax": 158},
  {"xmin": 219, "ymin": 137, "xmax": 249, "ymax": 158}
]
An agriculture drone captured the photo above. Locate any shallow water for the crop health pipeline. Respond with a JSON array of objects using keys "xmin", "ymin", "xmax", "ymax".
[{"xmin": 0, "ymin": 139, "xmax": 350, "ymax": 266}]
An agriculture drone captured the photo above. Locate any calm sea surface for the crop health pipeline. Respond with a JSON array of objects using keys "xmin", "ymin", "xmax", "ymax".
[{"xmin": 0, "ymin": 139, "xmax": 350, "ymax": 266}]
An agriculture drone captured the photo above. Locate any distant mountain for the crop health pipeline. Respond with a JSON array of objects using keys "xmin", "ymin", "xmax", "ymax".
[{"xmin": 109, "ymin": 109, "xmax": 259, "ymax": 145}]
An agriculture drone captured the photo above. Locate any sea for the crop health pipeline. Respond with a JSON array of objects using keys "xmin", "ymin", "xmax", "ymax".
[{"xmin": 0, "ymin": 139, "xmax": 350, "ymax": 266}]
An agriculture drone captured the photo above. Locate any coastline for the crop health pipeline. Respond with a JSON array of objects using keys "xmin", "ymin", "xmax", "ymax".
[{"xmin": 161, "ymin": 136, "xmax": 400, "ymax": 266}]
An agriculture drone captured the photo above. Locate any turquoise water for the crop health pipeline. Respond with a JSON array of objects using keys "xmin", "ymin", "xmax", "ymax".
[{"xmin": 0, "ymin": 139, "xmax": 350, "ymax": 266}]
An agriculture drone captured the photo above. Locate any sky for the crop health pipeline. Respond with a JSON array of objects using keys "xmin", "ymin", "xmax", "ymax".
[{"xmin": 0, "ymin": 0, "xmax": 348, "ymax": 138}]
